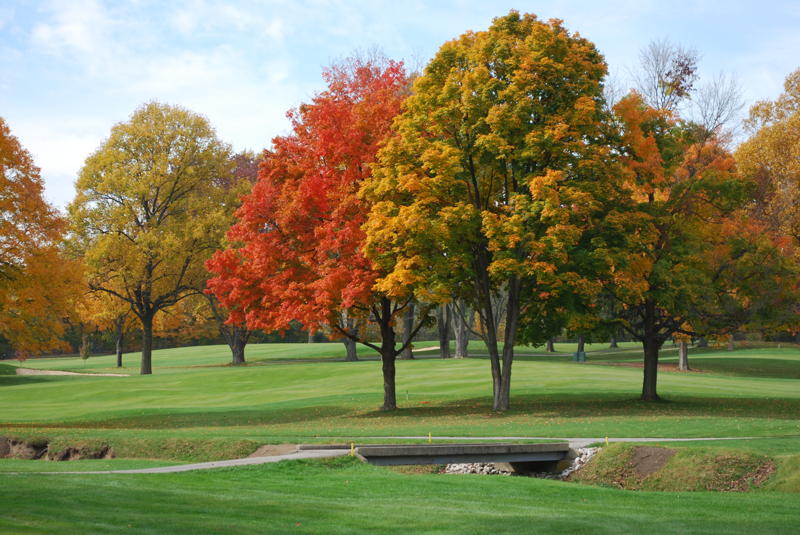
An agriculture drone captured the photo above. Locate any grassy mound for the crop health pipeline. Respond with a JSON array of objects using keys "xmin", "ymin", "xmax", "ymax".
[{"xmin": 571, "ymin": 443, "xmax": 778, "ymax": 491}]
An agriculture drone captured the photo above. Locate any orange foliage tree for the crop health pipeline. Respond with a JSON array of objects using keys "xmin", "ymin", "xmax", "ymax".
[
  {"xmin": 603, "ymin": 91, "xmax": 794, "ymax": 400},
  {"xmin": 207, "ymin": 57, "xmax": 426, "ymax": 409},
  {"xmin": 0, "ymin": 117, "xmax": 80, "ymax": 357}
]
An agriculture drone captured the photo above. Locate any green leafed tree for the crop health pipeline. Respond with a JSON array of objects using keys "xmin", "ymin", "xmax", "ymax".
[
  {"xmin": 362, "ymin": 11, "xmax": 618, "ymax": 411},
  {"xmin": 69, "ymin": 102, "xmax": 233, "ymax": 374}
]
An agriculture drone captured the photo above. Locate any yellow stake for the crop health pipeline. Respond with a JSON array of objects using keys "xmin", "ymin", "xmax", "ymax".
[
  {"xmin": 428, "ymin": 432, "xmax": 432, "ymax": 443},
  {"xmin": 605, "ymin": 436, "xmax": 609, "ymax": 446},
  {"xmin": 350, "ymin": 442, "xmax": 355, "ymax": 456}
]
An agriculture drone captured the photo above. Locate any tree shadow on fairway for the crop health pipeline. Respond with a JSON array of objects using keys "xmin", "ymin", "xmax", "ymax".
[
  {"xmin": 0, "ymin": 375, "xmax": 56, "ymax": 387},
  {"xmin": 685, "ymin": 358, "xmax": 800, "ymax": 379},
  {"xmin": 77, "ymin": 404, "xmax": 355, "ymax": 429},
  {"xmin": 355, "ymin": 393, "xmax": 800, "ymax": 420}
]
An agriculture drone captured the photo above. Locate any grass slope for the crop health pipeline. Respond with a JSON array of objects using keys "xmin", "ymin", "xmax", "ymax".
[
  {"xmin": 2, "ymin": 343, "xmax": 799, "ymax": 533},
  {"xmin": 1, "ymin": 458, "xmax": 799, "ymax": 535}
]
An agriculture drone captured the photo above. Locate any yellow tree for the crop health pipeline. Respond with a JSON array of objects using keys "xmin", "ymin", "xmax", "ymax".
[
  {"xmin": 69, "ymin": 102, "xmax": 233, "ymax": 374},
  {"xmin": 737, "ymin": 69, "xmax": 800, "ymax": 243},
  {"xmin": 73, "ymin": 286, "xmax": 136, "ymax": 367},
  {"xmin": 735, "ymin": 69, "xmax": 800, "ymax": 339},
  {"xmin": 362, "ymin": 12, "xmax": 617, "ymax": 411},
  {"xmin": 0, "ymin": 117, "xmax": 81, "ymax": 357}
]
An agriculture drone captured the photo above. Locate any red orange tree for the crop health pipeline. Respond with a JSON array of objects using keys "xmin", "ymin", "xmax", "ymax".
[{"xmin": 207, "ymin": 58, "xmax": 423, "ymax": 410}]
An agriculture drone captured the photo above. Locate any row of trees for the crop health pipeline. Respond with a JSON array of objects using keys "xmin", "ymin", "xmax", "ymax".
[
  {"xmin": 206, "ymin": 12, "xmax": 800, "ymax": 409},
  {"xmin": 2, "ymin": 10, "xmax": 799, "ymax": 412}
]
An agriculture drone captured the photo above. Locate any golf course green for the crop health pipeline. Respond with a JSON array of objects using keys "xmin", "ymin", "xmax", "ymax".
[{"xmin": 1, "ymin": 341, "xmax": 798, "ymax": 533}]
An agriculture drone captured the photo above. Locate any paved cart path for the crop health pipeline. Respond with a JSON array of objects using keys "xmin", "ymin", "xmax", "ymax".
[
  {"xmin": 371, "ymin": 435, "xmax": 762, "ymax": 449},
  {"xmin": 17, "ymin": 448, "xmax": 351, "ymax": 475}
]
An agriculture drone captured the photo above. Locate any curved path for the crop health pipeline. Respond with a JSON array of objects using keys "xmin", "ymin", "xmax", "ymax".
[
  {"xmin": 12, "ymin": 434, "xmax": 777, "ymax": 475},
  {"xmin": 26, "ymin": 448, "xmax": 351, "ymax": 475},
  {"xmin": 15, "ymin": 367, "xmax": 128, "ymax": 377}
]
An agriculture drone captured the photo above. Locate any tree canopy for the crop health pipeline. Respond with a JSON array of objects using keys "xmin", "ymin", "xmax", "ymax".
[
  {"xmin": 0, "ymin": 117, "xmax": 80, "ymax": 356},
  {"xmin": 69, "ymin": 102, "xmax": 234, "ymax": 374},
  {"xmin": 362, "ymin": 11, "xmax": 617, "ymax": 410},
  {"xmin": 207, "ymin": 56, "xmax": 421, "ymax": 410}
]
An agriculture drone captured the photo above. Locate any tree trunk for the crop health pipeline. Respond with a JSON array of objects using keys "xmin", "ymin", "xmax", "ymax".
[
  {"xmin": 378, "ymin": 297, "xmax": 397, "ymax": 411},
  {"xmin": 79, "ymin": 331, "xmax": 90, "ymax": 359},
  {"xmin": 230, "ymin": 326, "xmax": 247, "ymax": 365},
  {"xmin": 453, "ymin": 300, "xmax": 472, "ymax": 359},
  {"xmin": 437, "ymin": 303, "xmax": 451, "ymax": 359},
  {"xmin": 115, "ymin": 317, "xmax": 124, "ymax": 368},
  {"xmin": 343, "ymin": 336, "xmax": 358, "ymax": 362},
  {"xmin": 696, "ymin": 337, "xmax": 708, "ymax": 348},
  {"xmin": 399, "ymin": 302, "xmax": 415, "ymax": 359},
  {"xmin": 473, "ymin": 247, "xmax": 504, "ymax": 411},
  {"xmin": 640, "ymin": 299, "xmax": 662, "ymax": 401},
  {"xmin": 678, "ymin": 340, "xmax": 689, "ymax": 371},
  {"xmin": 495, "ymin": 277, "xmax": 521, "ymax": 412},
  {"xmin": 307, "ymin": 329, "xmax": 315, "ymax": 343},
  {"xmin": 140, "ymin": 313, "xmax": 154, "ymax": 375},
  {"xmin": 727, "ymin": 336, "xmax": 735, "ymax": 351},
  {"xmin": 641, "ymin": 337, "xmax": 661, "ymax": 400},
  {"xmin": 546, "ymin": 338, "xmax": 555, "ymax": 352},
  {"xmin": 577, "ymin": 335, "xmax": 585, "ymax": 353},
  {"xmin": 609, "ymin": 334, "xmax": 618, "ymax": 349}
]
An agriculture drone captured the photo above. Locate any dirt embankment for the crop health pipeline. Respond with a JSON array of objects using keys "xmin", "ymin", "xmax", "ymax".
[
  {"xmin": 569, "ymin": 444, "xmax": 776, "ymax": 492},
  {"xmin": 248, "ymin": 444, "xmax": 297, "ymax": 457},
  {"xmin": 0, "ymin": 437, "xmax": 114, "ymax": 461}
]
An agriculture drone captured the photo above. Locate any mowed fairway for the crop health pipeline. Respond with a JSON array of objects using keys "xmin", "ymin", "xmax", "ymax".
[
  {"xmin": 2, "ymin": 343, "xmax": 800, "ymax": 446},
  {"xmin": 3, "ymin": 457, "xmax": 800, "ymax": 535},
  {"xmin": 1, "ymin": 342, "xmax": 799, "ymax": 534}
]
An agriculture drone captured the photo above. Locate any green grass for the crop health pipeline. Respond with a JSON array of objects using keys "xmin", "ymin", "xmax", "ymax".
[
  {"xmin": 1, "ymin": 457, "xmax": 798, "ymax": 534},
  {"xmin": 0, "ymin": 458, "xmax": 177, "ymax": 472},
  {"xmin": 2, "ymin": 342, "xmax": 799, "ymax": 533},
  {"xmin": 10, "ymin": 342, "xmax": 389, "ymax": 373},
  {"xmin": 2, "ymin": 344, "xmax": 800, "ymax": 451},
  {"xmin": 571, "ymin": 443, "xmax": 782, "ymax": 492}
]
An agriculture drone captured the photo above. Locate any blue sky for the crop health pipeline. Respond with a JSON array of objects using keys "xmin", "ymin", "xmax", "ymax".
[{"xmin": 2, "ymin": 0, "xmax": 799, "ymax": 208}]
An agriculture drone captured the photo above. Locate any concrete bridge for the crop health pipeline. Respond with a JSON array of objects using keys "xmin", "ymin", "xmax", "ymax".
[{"xmin": 300, "ymin": 442, "xmax": 572, "ymax": 473}]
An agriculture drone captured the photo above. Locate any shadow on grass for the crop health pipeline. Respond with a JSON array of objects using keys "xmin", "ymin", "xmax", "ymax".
[
  {"xmin": 467, "ymin": 349, "xmax": 800, "ymax": 377},
  {"xmin": 466, "ymin": 348, "xmax": 658, "ymax": 363},
  {"xmin": 0, "ymin": 375, "xmax": 55, "ymax": 386},
  {"xmin": 686, "ymin": 358, "xmax": 800, "ymax": 379},
  {"xmin": 356, "ymin": 393, "xmax": 800, "ymax": 420},
  {"xmin": 54, "ymin": 404, "xmax": 357, "ymax": 429}
]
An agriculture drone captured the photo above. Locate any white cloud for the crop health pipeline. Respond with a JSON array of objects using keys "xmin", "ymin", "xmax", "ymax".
[
  {"xmin": 735, "ymin": 29, "xmax": 800, "ymax": 107},
  {"xmin": 0, "ymin": 5, "xmax": 14, "ymax": 31},
  {"xmin": 9, "ymin": 117, "xmax": 105, "ymax": 209},
  {"xmin": 169, "ymin": 1, "xmax": 285, "ymax": 42},
  {"xmin": 172, "ymin": 7, "xmax": 198, "ymax": 35},
  {"xmin": 30, "ymin": 0, "xmax": 113, "ymax": 58}
]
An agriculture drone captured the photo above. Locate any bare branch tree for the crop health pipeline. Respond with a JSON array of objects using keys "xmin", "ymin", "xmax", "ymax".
[
  {"xmin": 602, "ymin": 73, "xmax": 625, "ymax": 112},
  {"xmin": 633, "ymin": 38, "xmax": 699, "ymax": 113},
  {"xmin": 691, "ymin": 72, "xmax": 744, "ymax": 136}
]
